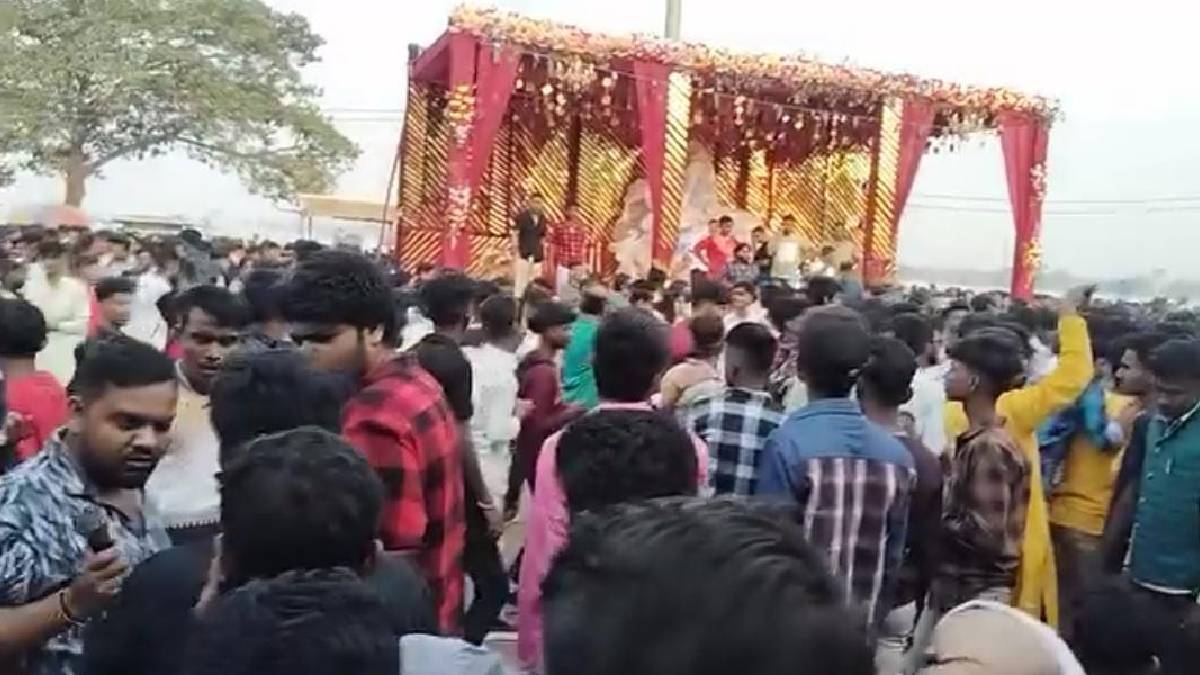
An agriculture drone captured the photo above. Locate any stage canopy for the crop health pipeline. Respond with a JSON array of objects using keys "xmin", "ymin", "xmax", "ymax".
[{"xmin": 397, "ymin": 5, "xmax": 1056, "ymax": 297}]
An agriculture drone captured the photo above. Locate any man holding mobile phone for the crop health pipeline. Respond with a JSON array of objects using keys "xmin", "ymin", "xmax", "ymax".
[{"xmin": 0, "ymin": 338, "xmax": 176, "ymax": 675}]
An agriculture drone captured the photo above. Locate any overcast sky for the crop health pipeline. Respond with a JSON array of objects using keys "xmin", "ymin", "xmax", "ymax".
[{"xmin": 5, "ymin": 0, "xmax": 1200, "ymax": 279}]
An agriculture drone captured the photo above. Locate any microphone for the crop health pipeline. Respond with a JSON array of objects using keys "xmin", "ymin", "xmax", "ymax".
[{"xmin": 76, "ymin": 507, "xmax": 114, "ymax": 553}]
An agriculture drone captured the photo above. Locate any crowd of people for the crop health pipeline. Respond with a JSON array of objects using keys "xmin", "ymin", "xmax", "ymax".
[{"xmin": 0, "ymin": 219, "xmax": 1198, "ymax": 675}]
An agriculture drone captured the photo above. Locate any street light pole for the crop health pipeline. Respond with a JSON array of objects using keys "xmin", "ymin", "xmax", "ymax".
[{"xmin": 664, "ymin": 0, "xmax": 682, "ymax": 39}]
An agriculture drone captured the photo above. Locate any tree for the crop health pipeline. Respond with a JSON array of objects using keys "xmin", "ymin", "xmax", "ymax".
[{"xmin": 0, "ymin": 0, "xmax": 359, "ymax": 206}]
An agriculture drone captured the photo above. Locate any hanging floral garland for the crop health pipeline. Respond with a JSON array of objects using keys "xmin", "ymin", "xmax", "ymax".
[{"xmin": 449, "ymin": 5, "xmax": 1059, "ymax": 125}]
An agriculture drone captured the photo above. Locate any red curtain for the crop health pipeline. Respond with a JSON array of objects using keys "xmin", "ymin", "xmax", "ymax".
[
  {"xmin": 865, "ymin": 98, "xmax": 934, "ymax": 282},
  {"xmin": 892, "ymin": 99, "xmax": 936, "ymax": 243},
  {"xmin": 634, "ymin": 60, "xmax": 669, "ymax": 267},
  {"xmin": 440, "ymin": 33, "xmax": 477, "ymax": 269},
  {"xmin": 999, "ymin": 112, "xmax": 1049, "ymax": 300},
  {"xmin": 467, "ymin": 46, "xmax": 520, "ymax": 191}
]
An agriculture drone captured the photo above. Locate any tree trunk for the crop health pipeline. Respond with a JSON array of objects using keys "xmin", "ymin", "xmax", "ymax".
[{"xmin": 64, "ymin": 152, "xmax": 88, "ymax": 206}]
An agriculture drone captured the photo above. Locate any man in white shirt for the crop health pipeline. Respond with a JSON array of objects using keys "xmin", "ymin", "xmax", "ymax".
[
  {"xmin": 892, "ymin": 313, "xmax": 946, "ymax": 454},
  {"xmin": 24, "ymin": 240, "xmax": 90, "ymax": 385},
  {"xmin": 145, "ymin": 285, "xmax": 248, "ymax": 543},
  {"xmin": 465, "ymin": 295, "xmax": 522, "ymax": 461},
  {"xmin": 724, "ymin": 281, "xmax": 768, "ymax": 333}
]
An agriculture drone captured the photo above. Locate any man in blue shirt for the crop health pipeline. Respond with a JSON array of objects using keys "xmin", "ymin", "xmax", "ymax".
[{"xmin": 757, "ymin": 306, "xmax": 914, "ymax": 626}]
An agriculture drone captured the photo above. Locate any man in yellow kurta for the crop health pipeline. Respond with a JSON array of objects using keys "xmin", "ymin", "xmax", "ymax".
[{"xmin": 944, "ymin": 287, "xmax": 1095, "ymax": 627}]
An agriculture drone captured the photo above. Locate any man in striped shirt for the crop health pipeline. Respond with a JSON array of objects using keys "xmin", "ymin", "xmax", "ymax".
[{"xmin": 757, "ymin": 307, "xmax": 915, "ymax": 626}]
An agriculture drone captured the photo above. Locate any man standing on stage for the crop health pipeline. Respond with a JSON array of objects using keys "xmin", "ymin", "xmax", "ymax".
[
  {"xmin": 693, "ymin": 215, "xmax": 736, "ymax": 281},
  {"xmin": 513, "ymin": 193, "xmax": 548, "ymax": 296},
  {"xmin": 552, "ymin": 204, "xmax": 590, "ymax": 297}
]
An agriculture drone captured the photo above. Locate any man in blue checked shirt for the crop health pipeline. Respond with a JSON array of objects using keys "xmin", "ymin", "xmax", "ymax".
[
  {"xmin": 756, "ymin": 306, "xmax": 915, "ymax": 627},
  {"xmin": 682, "ymin": 322, "xmax": 784, "ymax": 496}
]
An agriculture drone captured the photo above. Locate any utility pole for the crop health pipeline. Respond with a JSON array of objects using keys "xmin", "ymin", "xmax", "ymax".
[{"xmin": 664, "ymin": 0, "xmax": 682, "ymax": 39}]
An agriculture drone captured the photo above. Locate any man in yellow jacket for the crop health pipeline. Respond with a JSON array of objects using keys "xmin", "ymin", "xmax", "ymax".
[{"xmin": 944, "ymin": 286, "xmax": 1095, "ymax": 627}]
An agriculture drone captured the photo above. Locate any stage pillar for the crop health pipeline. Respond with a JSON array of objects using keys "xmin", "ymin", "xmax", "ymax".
[
  {"xmin": 999, "ymin": 112, "xmax": 1049, "ymax": 300},
  {"xmin": 441, "ymin": 33, "xmax": 477, "ymax": 269},
  {"xmin": 861, "ymin": 100, "xmax": 900, "ymax": 284},
  {"xmin": 660, "ymin": 71, "xmax": 692, "ymax": 269},
  {"xmin": 633, "ymin": 60, "xmax": 669, "ymax": 267}
]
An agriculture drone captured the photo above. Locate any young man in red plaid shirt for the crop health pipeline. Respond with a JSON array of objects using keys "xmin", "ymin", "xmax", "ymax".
[
  {"xmin": 551, "ymin": 204, "xmax": 590, "ymax": 297},
  {"xmin": 284, "ymin": 251, "xmax": 465, "ymax": 634}
]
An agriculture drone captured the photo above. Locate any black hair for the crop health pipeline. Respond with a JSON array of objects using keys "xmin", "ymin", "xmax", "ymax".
[
  {"xmin": 478, "ymin": 294, "xmax": 517, "ymax": 342},
  {"xmin": 734, "ymin": 242, "xmax": 752, "ymax": 255},
  {"xmin": 543, "ymin": 498, "xmax": 874, "ymax": 675},
  {"xmin": 0, "ymin": 298, "xmax": 47, "ymax": 358},
  {"xmin": 289, "ymin": 240, "xmax": 324, "ymax": 262},
  {"xmin": 240, "ymin": 269, "xmax": 286, "ymax": 324},
  {"xmin": 969, "ymin": 294, "xmax": 996, "ymax": 313},
  {"xmin": 528, "ymin": 301, "xmax": 576, "ymax": 334},
  {"xmin": 210, "ymin": 349, "xmax": 350, "ymax": 466},
  {"xmin": 218, "ymin": 427, "xmax": 384, "ymax": 585},
  {"xmin": 890, "ymin": 313, "xmax": 933, "ymax": 358},
  {"xmin": 766, "ymin": 295, "xmax": 807, "ymax": 333},
  {"xmin": 888, "ymin": 302, "xmax": 921, "ymax": 317},
  {"xmin": 418, "ymin": 273, "xmax": 476, "ymax": 329},
  {"xmin": 956, "ymin": 312, "xmax": 997, "ymax": 339},
  {"xmin": 1124, "ymin": 331, "xmax": 1170, "ymax": 365},
  {"xmin": 690, "ymin": 279, "xmax": 727, "ymax": 307},
  {"xmin": 1148, "ymin": 338, "xmax": 1200, "ymax": 381},
  {"xmin": 283, "ymin": 251, "xmax": 396, "ymax": 342},
  {"xmin": 687, "ymin": 314, "xmax": 725, "ymax": 360},
  {"xmin": 184, "ymin": 568, "xmax": 398, "ymax": 675},
  {"xmin": 94, "ymin": 276, "xmax": 135, "ymax": 302},
  {"xmin": 174, "ymin": 285, "xmax": 250, "ymax": 331},
  {"xmin": 556, "ymin": 410, "xmax": 697, "ymax": 514},
  {"xmin": 655, "ymin": 290, "xmax": 679, "ymax": 325},
  {"xmin": 820, "ymin": 245, "xmax": 835, "ymax": 256},
  {"xmin": 730, "ymin": 280, "xmax": 757, "ymax": 297},
  {"xmin": 1074, "ymin": 579, "xmax": 1162, "ymax": 675},
  {"xmin": 798, "ymin": 308, "xmax": 870, "ymax": 397},
  {"xmin": 718, "ymin": 215, "xmax": 733, "ymax": 225},
  {"xmin": 947, "ymin": 328, "xmax": 1026, "ymax": 396},
  {"xmin": 805, "ymin": 277, "xmax": 839, "ymax": 306},
  {"xmin": 36, "ymin": 239, "xmax": 65, "ymax": 259},
  {"xmin": 579, "ymin": 289, "xmax": 607, "ymax": 316},
  {"xmin": 859, "ymin": 337, "xmax": 917, "ymax": 408},
  {"xmin": 594, "ymin": 308, "xmax": 669, "ymax": 402},
  {"xmin": 628, "ymin": 285, "xmax": 654, "ymax": 306},
  {"xmin": 725, "ymin": 322, "xmax": 777, "ymax": 375},
  {"xmin": 74, "ymin": 335, "xmax": 177, "ymax": 402},
  {"xmin": 645, "ymin": 268, "xmax": 667, "ymax": 288}
]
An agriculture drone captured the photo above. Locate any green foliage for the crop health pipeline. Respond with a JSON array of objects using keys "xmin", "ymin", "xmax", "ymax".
[{"xmin": 0, "ymin": 0, "xmax": 359, "ymax": 203}]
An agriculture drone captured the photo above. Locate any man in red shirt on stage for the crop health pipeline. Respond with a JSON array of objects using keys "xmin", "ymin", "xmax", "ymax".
[
  {"xmin": 552, "ymin": 204, "xmax": 590, "ymax": 296},
  {"xmin": 693, "ymin": 215, "xmax": 736, "ymax": 280}
]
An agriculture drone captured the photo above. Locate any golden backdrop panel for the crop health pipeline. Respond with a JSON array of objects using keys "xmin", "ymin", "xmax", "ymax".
[
  {"xmin": 869, "ymin": 100, "xmax": 902, "ymax": 279},
  {"xmin": 398, "ymin": 86, "xmax": 452, "ymax": 270},
  {"xmin": 771, "ymin": 151, "xmax": 871, "ymax": 253},
  {"xmin": 398, "ymin": 82, "xmax": 429, "ymax": 234},
  {"xmin": 714, "ymin": 151, "xmax": 740, "ymax": 212},
  {"xmin": 575, "ymin": 124, "xmax": 639, "ymax": 272},
  {"xmin": 512, "ymin": 116, "xmax": 571, "ymax": 224},
  {"xmin": 744, "ymin": 148, "xmax": 770, "ymax": 221},
  {"xmin": 659, "ymin": 71, "xmax": 692, "ymax": 266}
]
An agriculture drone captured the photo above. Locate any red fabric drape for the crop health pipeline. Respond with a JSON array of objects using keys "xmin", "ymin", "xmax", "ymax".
[
  {"xmin": 892, "ymin": 99, "xmax": 936, "ymax": 242},
  {"xmin": 633, "ymin": 61, "xmax": 669, "ymax": 267},
  {"xmin": 999, "ymin": 112, "xmax": 1050, "ymax": 300},
  {"xmin": 467, "ymin": 46, "xmax": 520, "ymax": 191},
  {"xmin": 441, "ymin": 33, "xmax": 476, "ymax": 269},
  {"xmin": 865, "ymin": 99, "xmax": 934, "ymax": 282}
]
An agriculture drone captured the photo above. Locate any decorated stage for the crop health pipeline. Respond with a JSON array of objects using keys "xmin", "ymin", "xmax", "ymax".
[{"xmin": 394, "ymin": 6, "xmax": 1056, "ymax": 297}]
